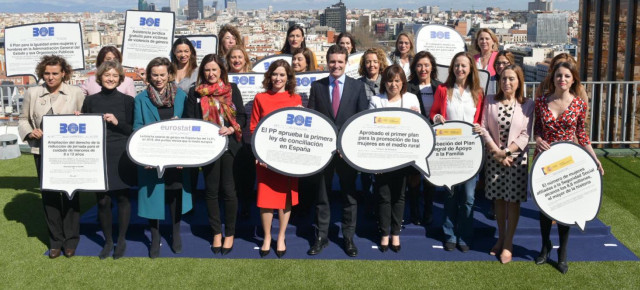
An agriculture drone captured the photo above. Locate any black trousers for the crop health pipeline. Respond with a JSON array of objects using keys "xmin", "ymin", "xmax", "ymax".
[
  {"xmin": 203, "ymin": 151, "xmax": 238, "ymax": 236},
  {"xmin": 375, "ymin": 169, "xmax": 407, "ymax": 236},
  {"xmin": 315, "ymin": 156, "xmax": 358, "ymax": 239},
  {"xmin": 234, "ymin": 144, "xmax": 256, "ymax": 216},
  {"xmin": 34, "ymin": 154, "xmax": 80, "ymax": 250}
]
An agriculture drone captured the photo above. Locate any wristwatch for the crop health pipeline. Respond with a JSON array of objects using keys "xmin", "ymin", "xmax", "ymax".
[{"xmin": 504, "ymin": 148, "xmax": 512, "ymax": 157}]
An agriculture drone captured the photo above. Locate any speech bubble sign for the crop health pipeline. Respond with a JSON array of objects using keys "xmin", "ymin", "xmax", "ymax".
[
  {"xmin": 122, "ymin": 10, "xmax": 175, "ymax": 68},
  {"xmin": 338, "ymin": 108, "xmax": 435, "ymax": 176},
  {"xmin": 41, "ymin": 115, "xmax": 107, "ymax": 199},
  {"xmin": 425, "ymin": 121, "xmax": 485, "ymax": 192},
  {"xmin": 127, "ymin": 119, "xmax": 228, "ymax": 178},
  {"xmin": 415, "ymin": 24, "xmax": 466, "ymax": 67},
  {"xmin": 4, "ymin": 22, "xmax": 85, "ymax": 79},
  {"xmin": 252, "ymin": 54, "xmax": 292, "ymax": 73},
  {"xmin": 252, "ymin": 107, "xmax": 337, "ymax": 177},
  {"xmin": 529, "ymin": 142, "xmax": 603, "ymax": 231}
]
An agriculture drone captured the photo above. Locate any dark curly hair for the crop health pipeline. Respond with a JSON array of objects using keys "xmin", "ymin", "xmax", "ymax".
[{"xmin": 35, "ymin": 55, "xmax": 72, "ymax": 82}]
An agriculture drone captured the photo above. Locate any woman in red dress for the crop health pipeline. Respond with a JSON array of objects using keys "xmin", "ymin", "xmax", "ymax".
[
  {"xmin": 534, "ymin": 61, "xmax": 604, "ymax": 274},
  {"xmin": 250, "ymin": 60, "xmax": 302, "ymax": 258}
]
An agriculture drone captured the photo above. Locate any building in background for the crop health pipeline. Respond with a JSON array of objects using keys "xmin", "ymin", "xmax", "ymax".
[
  {"xmin": 527, "ymin": 12, "xmax": 568, "ymax": 43},
  {"xmin": 320, "ymin": 1, "xmax": 347, "ymax": 33},
  {"xmin": 188, "ymin": 0, "xmax": 203, "ymax": 19},
  {"xmin": 170, "ymin": 0, "xmax": 180, "ymax": 12},
  {"xmin": 528, "ymin": 0, "xmax": 553, "ymax": 12}
]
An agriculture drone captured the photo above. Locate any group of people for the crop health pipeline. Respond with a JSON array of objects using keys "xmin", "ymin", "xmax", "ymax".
[{"xmin": 17, "ymin": 25, "xmax": 603, "ymax": 274}]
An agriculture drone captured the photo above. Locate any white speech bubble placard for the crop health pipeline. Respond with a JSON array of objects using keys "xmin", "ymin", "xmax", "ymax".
[
  {"xmin": 529, "ymin": 142, "xmax": 603, "ymax": 231},
  {"xmin": 425, "ymin": 121, "xmax": 485, "ymax": 192},
  {"xmin": 127, "ymin": 119, "xmax": 228, "ymax": 178},
  {"xmin": 5, "ymin": 22, "xmax": 85, "ymax": 78},
  {"xmin": 415, "ymin": 24, "xmax": 466, "ymax": 68},
  {"xmin": 252, "ymin": 54, "xmax": 292, "ymax": 73},
  {"xmin": 252, "ymin": 107, "xmax": 337, "ymax": 177},
  {"xmin": 41, "ymin": 114, "xmax": 107, "ymax": 199},
  {"xmin": 121, "ymin": 10, "xmax": 175, "ymax": 68},
  {"xmin": 338, "ymin": 108, "xmax": 435, "ymax": 176}
]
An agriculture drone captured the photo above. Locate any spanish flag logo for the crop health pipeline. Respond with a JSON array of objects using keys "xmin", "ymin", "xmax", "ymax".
[
  {"xmin": 542, "ymin": 156, "xmax": 575, "ymax": 175},
  {"xmin": 435, "ymin": 128, "xmax": 463, "ymax": 136},
  {"xmin": 374, "ymin": 116, "xmax": 401, "ymax": 124}
]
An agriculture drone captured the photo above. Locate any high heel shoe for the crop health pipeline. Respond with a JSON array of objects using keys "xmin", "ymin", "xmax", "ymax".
[
  {"xmin": 211, "ymin": 235, "xmax": 222, "ymax": 254},
  {"xmin": 535, "ymin": 240, "xmax": 552, "ymax": 265},
  {"xmin": 499, "ymin": 249, "xmax": 512, "ymax": 264},
  {"xmin": 379, "ymin": 244, "xmax": 388, "ymax": 253},
  {"xmin": 221, "ymin": 237, "xmax": 234, "ymax": 255},
  {"xmin": 276, "ymin": 241, "xmax": 287, "ymax": 258},
  {"xmin": 390, "ymin": 244, "xmax": 401, "ymax": 253},
  {"xmin": 557, "ymin": 261, "xmax": 569, "ymax": 274},
  {"xmin": 99, "ymin": 241, "xmax": 113, "ymax": 260},
  {"xmin": 259, "ymin": 240, "xmax": 272, "ymax": 258}
]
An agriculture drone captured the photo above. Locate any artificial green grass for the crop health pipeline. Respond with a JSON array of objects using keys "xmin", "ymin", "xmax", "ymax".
[{"xmin": 1, "ymin": 155, "xmax": 639, "ymax": 289}]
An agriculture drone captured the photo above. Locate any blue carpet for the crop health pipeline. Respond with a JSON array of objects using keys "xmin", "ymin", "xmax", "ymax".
[{"xmin": 68, "ymin": 175, "xmax": 638, "ymax": 261}]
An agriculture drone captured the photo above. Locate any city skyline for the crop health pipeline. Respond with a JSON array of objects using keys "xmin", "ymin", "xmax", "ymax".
[{"xmin": 0, "ymin": 0, "xmax": 579, "ymax": 13}]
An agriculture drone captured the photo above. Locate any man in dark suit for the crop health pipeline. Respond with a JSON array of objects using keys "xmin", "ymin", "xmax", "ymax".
[{"xmin": 306, "ymin": 45, "xmax": 369, "ymax": 257}]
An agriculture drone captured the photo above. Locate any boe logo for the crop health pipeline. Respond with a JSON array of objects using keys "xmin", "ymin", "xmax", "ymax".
[
  {"xmin": 430, "ymin": 31, "xmax": 450, "ymax": 39},
  {"xmin": 139, "ymin": 17, "xmax": 160, "ymax": 27},
  {"xmin": 286, "ymin": 114, "xmax": 312, "ymax": 127},
  {"xmin": 59, "ymin": 123, "xmax": 87, "ymax": 134},
  {"xmin": 190, "ymin": 40, "xmax": 202, "ymax": 49},
  {"xmin": 33, "ymin": 27, "xmax": 54, "ymax": 37},
  {"xmin": 296, "ymin": 77, "xmax": 316, "ymax": 87},
  {"xmin": 232, "ymin": 76, "xmax": 255, "ymax": 85}
]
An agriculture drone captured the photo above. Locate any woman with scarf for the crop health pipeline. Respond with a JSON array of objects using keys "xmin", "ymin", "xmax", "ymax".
[
  {"xmin": 133, "ymin": 57, "xmax": 193, "ymax": 258},
  {"xmin": 185, "ymin": 54, "xmax": 245, "ymax": 255}
]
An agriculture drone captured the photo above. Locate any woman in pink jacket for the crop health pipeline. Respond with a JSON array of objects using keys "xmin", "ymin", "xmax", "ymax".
[{"xmin": 479, "ymin": 64, "xmax": 533, "ymax": 264}]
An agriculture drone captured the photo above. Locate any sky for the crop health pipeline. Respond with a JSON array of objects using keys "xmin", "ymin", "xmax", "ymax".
[{"xmin": 0, "ymin": 0, "xmax": 579, "ymax": 13}]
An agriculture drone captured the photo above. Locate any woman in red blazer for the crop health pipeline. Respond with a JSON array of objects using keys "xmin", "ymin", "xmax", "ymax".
[{"xmin": 429, "ymin": 52, "xmax": 483, "ymax": 253}]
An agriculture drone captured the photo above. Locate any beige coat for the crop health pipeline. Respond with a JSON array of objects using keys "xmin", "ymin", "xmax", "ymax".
[{"xmin": 18, "ymin": 83, "xmax": 85, "ymax": 154}]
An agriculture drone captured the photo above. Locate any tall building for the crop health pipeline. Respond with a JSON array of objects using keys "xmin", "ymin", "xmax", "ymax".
[
  {"xmin": 226, "ymin": 0, "xmax": 237, "ymax": 14},
  {"xmin": 320, "ymin": 1, "xmax": 347, "ymax": 33},
  {"xmin": 528, "ymin": 0, "xmax": 553, "ymax": 12},
  {"xmin": 188, "ymin": 0, "xmax": 203, "ymax": 19},
  {"xmin": 527, "ymin": 12, "xmax": 568, "ymax": 43},
  {"xmin": 138, "ymin": 0, "xmax": 148, "ymax": 11},
  {"xmin": 170, "ymin": 0, "xmax": 180, "ymax": 12},
  {"xmin": 148, "ymin": 2, "xmax": 156, "ymax": 11}
]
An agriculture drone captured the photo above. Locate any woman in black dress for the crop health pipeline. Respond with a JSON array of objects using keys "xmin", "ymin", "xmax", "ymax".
[{"xmin": 81, "ymin": 60, "xmax": 136, "ymax": 259}]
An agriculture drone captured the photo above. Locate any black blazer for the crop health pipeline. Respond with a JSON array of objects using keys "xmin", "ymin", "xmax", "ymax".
[
  {"xmin": 407, "ymin": 78, "xmax": 442, "ymax": 119},
  {"xmin": 307, "ymin": 75, "xmax": 369, "ymax": 130},
  {"xmin": 184, "ymin": 83, "xmax": 246, "ymax": 156}
]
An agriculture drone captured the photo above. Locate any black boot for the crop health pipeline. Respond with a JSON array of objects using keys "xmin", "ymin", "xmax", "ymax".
[
  {"xmin": 535, "ymin": 240, "xmax": 552, "ymax": 265},
  {"xmin": 149, "ymin": 220, "xmax": 160, "ymax": 258}
]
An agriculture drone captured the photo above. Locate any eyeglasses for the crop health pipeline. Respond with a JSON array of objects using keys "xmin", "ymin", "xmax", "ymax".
[{"xmin": 496, "ymin": 61, "xmax": 510, "ymax": 66}]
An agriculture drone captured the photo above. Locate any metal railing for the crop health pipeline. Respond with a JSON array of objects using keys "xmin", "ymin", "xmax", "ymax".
[
  {"xmin": 2, "ymin": 81, "xmax": 639, "ymax": 147},
  {"xmin": 524, "ymin": 81, "xmax": 639, "ymax": 147}
]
